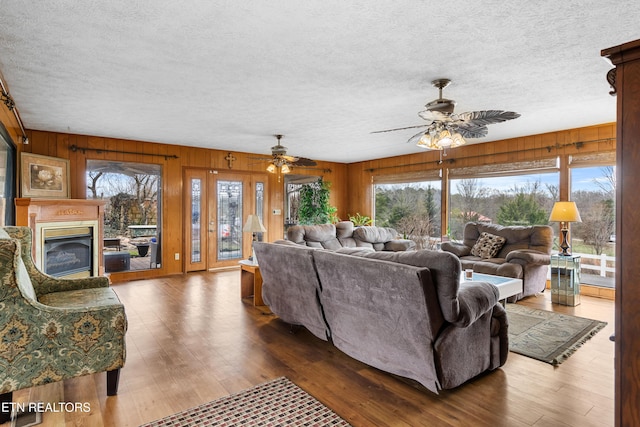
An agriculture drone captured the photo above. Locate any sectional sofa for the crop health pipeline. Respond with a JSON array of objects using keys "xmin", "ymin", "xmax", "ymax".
[
  {"xmin": 253, "ymin": 241, "xmax": 508, "ymax": 393},
  {"xmin": 286, "ymin": 221, "xmax": 416, "ymax": 251}
]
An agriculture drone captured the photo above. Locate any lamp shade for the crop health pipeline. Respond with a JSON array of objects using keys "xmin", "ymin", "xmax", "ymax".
[
  {"xmin": 243, "ymin": 214, "xmax": 267, "ymax": 233},
  {"xmin": 549, "ymin": 201, "xmax": 582, "ymax": 223}
]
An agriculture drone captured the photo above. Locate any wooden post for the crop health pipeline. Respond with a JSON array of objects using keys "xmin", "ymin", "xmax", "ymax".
[{"xmin": 602, "ymin": 38, "xmax": 640, "ymax": 427}]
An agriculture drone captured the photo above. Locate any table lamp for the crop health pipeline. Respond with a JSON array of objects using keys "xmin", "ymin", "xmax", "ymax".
[
  {"xmin": 549, "ymin": 201, "xmax": 582, "ymax": 256},
  {"xmin": 243, "ymin": 214, "xmax": 266, "ymax": 262}
]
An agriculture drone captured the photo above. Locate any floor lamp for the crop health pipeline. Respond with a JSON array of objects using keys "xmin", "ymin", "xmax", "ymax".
[
  {"xmin": 549, "ymin": 201, "xmax": 582, "ymax": 256},
  {"xmin": 243, "ymin": 214, "xmax": 266, "ymax": 262}
]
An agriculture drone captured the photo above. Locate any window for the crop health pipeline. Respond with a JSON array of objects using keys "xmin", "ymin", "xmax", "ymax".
[
  {"xmin": 86, "ymin": 160, "xmax": 161, "ymax": 271},
  {"xmin": 570, "ymin": 165, "xmax": 616, "ymax": 282},
  {"xmin": 448, "ymin": 171, "xmax": 559, "ymax": 240},
  {"xmin": 0, "ymin": 123, "xmax": 16, "ymax": 226},
  {"xmin": 284, "ymin": 175, "xmax": 321, "ymax": 233},
  {"xmin": 374, "ymin": 177, "xmax": 442, "ymax": 249}
]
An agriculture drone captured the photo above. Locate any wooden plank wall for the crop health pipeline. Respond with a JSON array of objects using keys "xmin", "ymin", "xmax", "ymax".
[
  {"xmin": 21, "ymin": 130, "xmax": 348, "ymax": 280},
  {"xmin": 346, "ymin": 123, "xmax": 616, "ymax": 231},
  {"xmin": 0, "ymin": 117, "xmax": 615, "ymax": 279}
]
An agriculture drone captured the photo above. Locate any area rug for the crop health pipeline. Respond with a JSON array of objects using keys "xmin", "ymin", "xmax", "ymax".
[
  {"xmin": 506, "ymin": 304, "xmax": 607, "ymax": 365},
  {"xmin": 139, "ymin": 377, "xmax": 351, "ymax": 427}
]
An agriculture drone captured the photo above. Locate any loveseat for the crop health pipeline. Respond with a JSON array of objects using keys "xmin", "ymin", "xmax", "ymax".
[
  {"xmin": 286, "ymin": 221, "xmax": 416, "ymax": 251},
  {"xmin": 253, "ymin": 241, "xmax": 508, "ymax": 393},
  {"xmin": 441, "ymin": 222, "xmax": 553, "ymax": 300}
]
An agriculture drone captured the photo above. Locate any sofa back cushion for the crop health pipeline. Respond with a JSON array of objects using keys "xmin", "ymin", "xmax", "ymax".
[
  {"xmin": 349, "ymin": 249, "xmax": 464, "ymax": 324},
  {"xmin": 335, "ymin": 221, "xmax": 357, "ymax": 247},
  {"xmin": 463, "ymin": 222, "xmax": 553, "ymax": 258},
  {"xmin": 312, "ymin": 249, "xmax": 443, "ymax": 391},
  {"xmin": 352, "ymin": 226, "xmax": 398, "ymax": 251},
  {"xmin": 353, "ymin": 226, "xmax": 397, "ymax": 243},
  {"xmin": 252, "ymin": 242, "xmax": 329, "ymax": 340},
  {"xmin": 286, "ymin": 224, "xmax": 342, "ymax": 250}
]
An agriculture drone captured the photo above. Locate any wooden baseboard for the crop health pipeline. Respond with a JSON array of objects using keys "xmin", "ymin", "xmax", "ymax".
[
  {"xmin": 579, "ymin": 284, "xmax": 615, "ymax": 300},
  {"xmin": 545, "ymin": 281, "xmax": 615, "ymax": 300}
]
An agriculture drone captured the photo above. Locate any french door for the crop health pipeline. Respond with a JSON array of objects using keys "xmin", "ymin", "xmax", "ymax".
[{"xmin": 184, "ymin": 169, "xmax": 267, "ymax": 271}]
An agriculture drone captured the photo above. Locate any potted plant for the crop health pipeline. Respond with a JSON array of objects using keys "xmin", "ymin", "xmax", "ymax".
[
  {"xmin": 298, "ymin": 179, "xmax": 337, "ymax": 225},
  {"xmin": 348, "ymin": 213, "xmax": 372, "ymax": 226}
]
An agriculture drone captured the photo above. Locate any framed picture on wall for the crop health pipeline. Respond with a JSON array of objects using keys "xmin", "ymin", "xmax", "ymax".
[{"xmin": 20, "ymin": 152, "xmax": 70, "ymax": 198}]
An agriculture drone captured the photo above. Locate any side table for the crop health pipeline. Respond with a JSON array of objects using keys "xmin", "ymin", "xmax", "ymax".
[
  {"xmin": 239, "ymin": 260, "xmax": 264, "ymax": 306},
  {"xmin": 550, "ymin": 254, "xmax": 581, "ymax": 306}
]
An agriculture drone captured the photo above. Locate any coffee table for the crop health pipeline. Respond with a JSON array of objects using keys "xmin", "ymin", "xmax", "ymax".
[{"xmin": 461, "ymin": 272, "xmax": 523, "ymax": 304}]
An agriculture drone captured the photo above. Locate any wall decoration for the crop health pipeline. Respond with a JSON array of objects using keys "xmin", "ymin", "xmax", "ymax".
[{"xmin": 21, "ymin": 152, "xmax": 70, "ymax": 198}]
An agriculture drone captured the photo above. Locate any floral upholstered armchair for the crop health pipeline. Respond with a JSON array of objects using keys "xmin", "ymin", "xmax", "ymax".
[{"xmin": 0, "ymin": 226, "xmax": 127, "ymax": 422}]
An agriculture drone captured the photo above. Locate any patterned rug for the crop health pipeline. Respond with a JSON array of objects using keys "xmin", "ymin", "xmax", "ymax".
[
  {"xmin": 506, "ymin": 304, "xmax": 607, "ymax": 365},
  {"xmin": 139, "ymin": 377, "xmax": 351, "ymax": 427}
]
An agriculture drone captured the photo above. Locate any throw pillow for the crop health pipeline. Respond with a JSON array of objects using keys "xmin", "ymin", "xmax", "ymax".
[{"xmin": 470, "ymin": 232, "xmax": 506, "ymax": 259}]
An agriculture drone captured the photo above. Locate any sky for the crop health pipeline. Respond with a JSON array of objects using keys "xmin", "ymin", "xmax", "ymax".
[
  {"xmin": 377, "ymin": 166, "xmax": 614, "ymax": 195},
  {"xmin": 453, "ymin": 166, "xmax": 614, "ymax": 195}
]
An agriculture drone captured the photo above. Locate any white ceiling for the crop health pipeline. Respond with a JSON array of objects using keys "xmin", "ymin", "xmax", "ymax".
[{"xmin": 0, "ymin": 1, "xmax": 638, "ymax": 163}]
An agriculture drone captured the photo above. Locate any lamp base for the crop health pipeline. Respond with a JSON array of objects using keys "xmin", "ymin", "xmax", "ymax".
[
  {"xmin": 248, "ymin": 247, "xmax": 257, "ymax": 264},
  {"xmin": 559, "ymin": 228, "xmax": 571, "ymax": 256}
]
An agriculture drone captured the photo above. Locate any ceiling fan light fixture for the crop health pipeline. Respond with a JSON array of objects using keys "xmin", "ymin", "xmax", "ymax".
[
  {"xmin": 416, "ymin": 125, "xmax": 466, "ymax": 150},
  {"xmin": 280, "ymin": 164, "xmax": 291, "ymax": 174},
  {"xmin": 450, "ymin": 131, "xmax": 466, "ymax": 148},
  {"xmin": 266, "ymin": 163, "xmax": 276, "ymax": 173}
]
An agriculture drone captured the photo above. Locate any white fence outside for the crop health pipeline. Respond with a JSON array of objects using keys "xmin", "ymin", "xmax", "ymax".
[{"xmin": 572, "ymin": 252, "xmax": 616, "ymax": 277}]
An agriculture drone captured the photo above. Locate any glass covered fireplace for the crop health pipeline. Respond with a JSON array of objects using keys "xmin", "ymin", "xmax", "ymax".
[
  {"xmin": 43, "ymin": 226, "xmax": 93, "ymax": 278},
  {"xmin": 16, "ymin": 198, "xmax": 106, "ymax": 276},
  {"xmin": 34, "ymin": 220, "xmax": 101, "ymax": 279}
]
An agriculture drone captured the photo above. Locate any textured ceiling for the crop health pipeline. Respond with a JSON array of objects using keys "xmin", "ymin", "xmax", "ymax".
[{"xmin": 0, "ymin": 1, "xmax": 638, "ymax": 163}]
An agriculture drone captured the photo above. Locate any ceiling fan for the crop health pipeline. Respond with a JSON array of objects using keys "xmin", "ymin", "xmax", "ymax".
[
  {"xmin": 257, "ymin": 134, "xmax": 317, "ymax": 174},
  {"xmin": 372, "ymin": 79, "xmax": 521, "ymax": 150}
]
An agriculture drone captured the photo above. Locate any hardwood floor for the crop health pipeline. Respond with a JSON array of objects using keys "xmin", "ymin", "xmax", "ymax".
[{"xmin": 5, "ymin": 270, "xmax": 615, "ymax": 427}]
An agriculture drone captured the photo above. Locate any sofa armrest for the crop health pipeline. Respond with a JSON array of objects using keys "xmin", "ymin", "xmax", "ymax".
[
  {"xmin": 506, "ymin": 249, "xmax": 551, "ymax": 266},
  {"xmin": 453, "ymin": 281, "xmax": 499, "ymax": 328},
  {"xmin": 440, "ymin": 241, "xmax": 471, "ymax": 257},
  {"xmin": 383, "ymin": 239, "xmax": 416, "ymax": 251}
]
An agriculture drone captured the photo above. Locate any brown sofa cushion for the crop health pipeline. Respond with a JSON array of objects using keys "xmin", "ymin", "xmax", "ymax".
[{"xmin": 470, "ymin": 232, "xmax": 506, "ymax": 259}]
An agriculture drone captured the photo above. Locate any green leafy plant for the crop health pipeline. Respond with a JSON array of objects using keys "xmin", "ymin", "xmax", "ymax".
[
  {"xmin": 348, "ymin": 212, "xmax": 372, "ymax": 226},
  {"xmin": 298, "ymin": 179, "xmax": 337, "ymax": 225}
]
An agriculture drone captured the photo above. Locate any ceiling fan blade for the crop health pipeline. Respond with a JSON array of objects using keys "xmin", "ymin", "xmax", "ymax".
[
  {"xmin": 371, "ymin": 124, "xmax": 429, "ymax": 134},
  {"xmin": 292, "ymin": 157, "xmax": 317, "ymax": 167},
  {"xmin": 456, "ymin": 110, "xmax": 521, "ymax": 126},
  {"xmin": 418, "ymin": 110, "xmax": 448, "ymax": 122},
  {"xmin": 456, "ymin": 124, "xmax": 489, "ymax": 139}
]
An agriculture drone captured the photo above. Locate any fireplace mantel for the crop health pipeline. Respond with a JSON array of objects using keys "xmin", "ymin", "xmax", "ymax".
[{"xmin": 16, "ymin": 198, "xmax": 107, "ymax": 276}]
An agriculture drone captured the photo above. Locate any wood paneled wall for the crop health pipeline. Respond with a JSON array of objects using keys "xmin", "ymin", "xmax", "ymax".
[
  {"xmin": 347, "ymin": 123, "xmax": 616, "ymax": 232},
  {"xmin": 21, "ymin": 130, "xmax": 347, "ymax": 280},
  {"xmin": 0, "ymin": 116, "xmax": 615, "ymax": 280}
]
